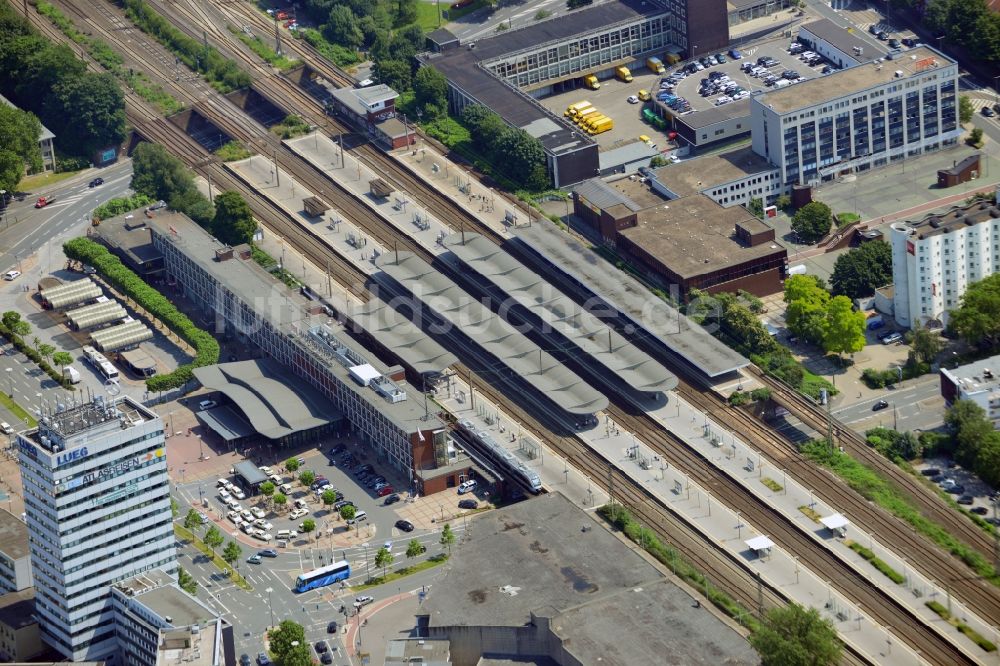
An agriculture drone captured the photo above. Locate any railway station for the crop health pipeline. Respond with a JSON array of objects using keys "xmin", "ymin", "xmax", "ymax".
[
  {"xmin": 374, "ymin": 250, "xmax": 609, "ymax": 423},
  {"xmin": 508, "ymin": 219, "xmax": 749, "ymax": 382},
  {"xmin": 442, "ymin": 233, "xmax": 677, "ymax": 404}
]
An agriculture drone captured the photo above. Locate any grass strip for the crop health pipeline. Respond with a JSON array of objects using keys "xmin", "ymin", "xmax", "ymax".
[
  {"xmin": 846, "ymin": 540, "xmax": 905, "ymax": 584},
  {"xmin": 801, "ymin": 440, "xmax": 1000, "ymax": 587},
  {"xmin": 761, "ymin": 477, "xmax": 783, "ymax": 492},
  {"xmin": 230, "ymin": 26, "xmax": 299, "ymax": 71},
  {"xmin": 924, "ymin": 600, "xmax": 997, "ymax": 652},
  {"xmin": 215, "ymin": 141, "xmax": 252, "ymax": 162},
  {"xmin": 0, "ymin": 392, "xmax": 37, "ymax": 428},
  {"xmin": 174, "ymin": 524, "xmax": 252, "ymax": 591},
  {"xmin": 598, "ymin": 503, "xmax": 759, "ymax": 630},
  {"xmin": 351, "ymin": 554, "xmax": 448, "ymax": 591},
  {"xmin": 798, "ymin": 505, "xmax": 822, "ymax": 522}
]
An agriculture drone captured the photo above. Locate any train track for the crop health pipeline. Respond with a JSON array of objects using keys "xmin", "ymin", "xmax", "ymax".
[{"xmin": 28, "ymin": 2, "xmax": 995, "ymax": 659}]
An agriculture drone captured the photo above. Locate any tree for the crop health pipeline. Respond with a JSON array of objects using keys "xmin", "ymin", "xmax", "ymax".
[
  {"xmin": 51, "ymin": 351, "xmax": 72, "ymax": 369},
  {"xmin": 269, "ymin": 620, "xmax": 308, "ymax": 666},
  {"xmin": 273, "ymin": 492, "xmax": 287, "ymax": 510},
  {"xmin": 775, "ymin": 194, "xmax": 792, "ymax": 211},
  {"xmin": 46, "ymin": 73, "xmax": 126, "ymax": 156},
  {"xmin": 791, "ymin": 201, "xmax": 832, "ymax": 244},
  {"xmin": 374, "ymin": 58, "xmax": 412, "ymax": 93},
  {"xmin": 178, "ymin": 566, "xmax": 198, "ymax": 595},
  {"xmin": 910, "ymin": 326, "xmax": 943, "ymax": 365},
  {"xmin": 212, "ymin": 191, "xmax": 255, "ymax": 246},
  {"xmin": 285, "ymin": 457, "xmax": 300, "ymax": 472},
  {"xmin": 949, "ymin": 273, "xmax": 1000, "ymax": 350},
  {"xmin": 31, "ymin": 336, "xmax": 40, "ymax": 352},
  {"xmin": 750, "ymin": 602, "xmax": 841, "ymax": 666},
  {"xmin": 300, "ymin": 518, "xmax": 316, "ymax": 533},
  {"xmin": 222, "ymin": 540, "xmax": 241, "ymax": 567},
  {"xmin": 493, "ymin": 127, "xmax": 548, "ymax": 191},
  {"xmin": 830, "ymin": 241, "xmax": 892, "ymax": 300},
  {"xmin": 183, "ymin": 508, "xmax": 203, "ymax": 531},
  {"xmin": 169, "ymin": 187, "xmax": 215, "ymax": 228},
  {"xmin": 339, "ymin": 504, "xmax": 356, "ymax": 521},
  {"xmin": 1, "ymin": 311, "xmax": 29, "ymax": 337},
  {"xmin": 413, "ymin": 66, "xmax": 447, "ymax": 119},
  {"xmin": 748, "ymin": 197, "xmax": 764, "ymax": 219},
  {"xmin": 784, "ymin": 275, "xmax": 829, "ymax": 345},
  {"xmin": 204, "ymin": 525, "xmax": 224, "ymax": 553},
  {"xmin": 649, "ymin": 155, "xmax": 668, "ymax": 168},
  {"xmin": 0, "ymin": 150, "xmax": 21, "ymax": 194},
  {"xmin": 968, "ymin": 127, "xmax": 984, "ymax": 146},
  {"xmin": 405, "ymin": 539, "xmax": 424, "ymax": 559},
  {"xmin": 321, "ymin": 489, "xmax": 337, "ymax": 507},
  {"xmin": 959, "ymin": 95, "xmax": 974, "ymax": 124},
  {"xmin": 394, "ymin": 0, "xmax": 418, "ymax": 26},
  {"xmin": 0, "ymin": 104, "xmax": 42, "ymax": 174},
  {"xmin": 439, "ymin": 522, "xmax": 455, "ymax": 555},
  {"xmin": 132, "ymin": 142, "xmax": 196, "ymax": 202},
  {"xmin": 822, "ymin": 295, "xmax": 866, "ymax": 357},
  {"xmin": 374, "ymin": 546, "xmax": 393, "ymax": 580},
  {"xmin": 461, "ymin": 105, "xmax": 506, "ymax": 142},
  {"xmin": 323, "ymin": 6, "xmax": 363, "ymax": 49},
  {"xmin": 944, "ymin": 399, "xmax": 994, "ymax": 467},
  {"xmin": 299, "ymin": 470, "xmax": 315, "ymax": 487},
  {"xmin": 37, "ymin": 343, "xmax": 54, "ymax": 363},
  {"xmin": 260, "ymin": 481, "xmax": 275, "ymax": 500}
]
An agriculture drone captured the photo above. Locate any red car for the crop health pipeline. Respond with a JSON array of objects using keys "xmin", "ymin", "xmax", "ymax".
[{"xmin": 377, "ymin": 486, "xmax": 395, "ymax": 497}]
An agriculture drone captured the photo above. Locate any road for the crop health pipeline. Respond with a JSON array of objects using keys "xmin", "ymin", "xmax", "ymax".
[{"xmin": 0, "ymin": 161, "xmax": 134, "ymax": 276}]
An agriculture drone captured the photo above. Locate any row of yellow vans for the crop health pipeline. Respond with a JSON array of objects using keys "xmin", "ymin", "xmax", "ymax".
[
  {"xmin": 580, "ymin": 55, "xmax": 678, "ymax": 90},
  {"xmin": 563, "ymin": 101, "xmax": 614, "ymax": 134}
]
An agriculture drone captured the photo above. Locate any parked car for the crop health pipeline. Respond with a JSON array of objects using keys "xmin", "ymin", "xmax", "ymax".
[
  {"xmin": 395, "ymin": 519, "xmax": 414, "ymax": 532},
  {"xmin": 458, "ymin": 499, "xmax": 478, "ymax": 510},
  {"xmin": 982, "ymin": 106, "xmax": 996, "ymax": 118},
  {"xmin": 257, "ymin": 654, "xmax": 271, "ymax": 666},
  {"xmin": 881, "ymin": 332, "xmax": 903, "ymax": 344},
  {"xmin": 2, "ymin": 270, "xmax": 20, "ymax": 281},
  {"xmin": 957, "ymin": 495, "xmax": 975, "ymax": 505},
  {"xmin": 384, "ymin": 493, "xmax": 401, "ymax": 505},
  {"xmin": 240, "ymin": 655, "xmax": 251, "ymax": 666},
  {"xmin": 198, "ymin": 399, "xmax": 217, "ymax": 410},
  {"xmin": 354, "ymin": 595, "xmax": 374, "ymax": 608},
  {"xmin": 378, "ymin": 486, "xmax": 395, "ymax": 497},
  {"xmin": 920, "ymin": 468, "xmax": 941, "ymax": 477},
  {"xmin": 458, "ymin": 479, "xmax": 478, "ymax": 494},
  {"xmin": 314, "ymin": 641, "xmax": 328, "ymax": 654},
  {"xmin": 320, "ymin": 655, "xmax": 332, "ymax": 665},
  {"xmin": 971, "ymin": 506, "xmax": 989, "ymax": 515},
  {"xmin": 327, "ymin": 621, "xmax": 339, "ymax": 634}
]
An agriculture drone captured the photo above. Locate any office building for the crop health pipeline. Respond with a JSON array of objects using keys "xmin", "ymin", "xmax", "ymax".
[
  {"xmin": 111, "ymin": 570, "xmax": 235, "ymax": 666},
  {"xmin": 0, "ymin": 509, "xmax": 32, "ymax": 593},
  {"xmin": 0, "ymin": 93, "xmax": 55, "ymax": 172},
  {"xmin": 421, "ymin": 0, "xmax": 728, "ymax": 187},
  {"xmin": 17, "ymin": 396, "xmax": 173, "ymax": 663},
  {"xmin": 890, "ymin": 200, "xmax": 1000, "ymax": 328},
  {"xmin": 147, "ymin": 212, "xmax": 466, "ymax": 496},
  {"xmin": 0, "ymin": 589, "xmax": 43, "ymax": 661},
  {"xmin": 751, "ymin": 46, "xmax": 959, "ymax": 188},
  {"xmin": 940, "ymin": 354, "xmax": 1000, "ymax": 426}
]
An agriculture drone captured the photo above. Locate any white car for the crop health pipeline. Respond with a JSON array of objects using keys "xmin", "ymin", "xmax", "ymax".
[
  {"xmin": 217, "ymin": 478, "xmax": 229, "ymax": 488},
  {"xmin": 198, "ymin": 399, "xmax": 217, "ymax": 411},
  {"xmin": 290, "ymin": 508, "xmax": 308, "ymax": 520},
  {"xmin": 626, "ymin": 95, "xmax": 639, "ymax": 104},
  {"xmin": 314, "ymin": 484, "xmax": 332, "ymax": 496},
  {"xmin": 241, "ymin": 522, "xmax": 253, "ymax": 534},
  {"xmin": 228, "ymin": 500, "xmax": 242, "ymax": 512},
  {"xmin": 227, "ymin": 510, "xmax": 241, "ymax": 522},
  {"xmin": 269, "ymin": 474, "xmax": 283, "ymax": 485},
  {"xmin": 260, "ymin": 466, "xmax": 273, "ymax": 475},
  {"xmin": 241, "ymin": 509, "xmax": 254, "ymax": 521},
  {"xmin": 458, "ymin": 479, "xmax": 478, "ymax": 494},
  {"xmin": 232, "ymin": 488, "xmax": 246, "ymax": 500},
  {"xmin": 279, "ymin": 483, "xmax": 292, "ymax": 494},
  {"xmin": 294, "ymin": 498, "xmax": 309, "ymax": 510},
  {"xmin": 2, "ymin": 270, "xmax": 20, "ymax": 281},
  {"xmin": 255, "ymin": 520, "xmax": 273, "ymax": 531},
  {"xmin": 251, "ymin": 507, "xmax": 266, "ymax": 519},
  {"xmin": 218, "ymin": 489, "xmax": 232, "ymax": 501}
]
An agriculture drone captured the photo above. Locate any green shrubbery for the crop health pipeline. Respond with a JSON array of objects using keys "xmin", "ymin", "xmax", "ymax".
[
  {"xmin": 215, "ymin": 141, "xmax": 252, "ymax": 162},
  {"xmin": 846, "ymin": 541, "xmax": 905, "ymax": 584},
  {"xmin": 728, "ymin": 387, "xmax": 772, "ymax": 407},
  {"xmin": 0, "ymin": 322, "xmax": 73, "ymax": 389},
  {"xmin": 93, "ymin": 194, "xmax": 154, "ymax": 221},
  {"xmin": 122, "ymin": 0, "xmax": 251, "ymax": 93},
  {"xmin": 62, "ymin": 238, "xmax": 219, "ymax": 391}
]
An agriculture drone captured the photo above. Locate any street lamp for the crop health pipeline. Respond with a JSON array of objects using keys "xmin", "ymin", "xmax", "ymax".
[{"xmin": 264, "ymin": 587, "xmax": 275, "ymax": 628}]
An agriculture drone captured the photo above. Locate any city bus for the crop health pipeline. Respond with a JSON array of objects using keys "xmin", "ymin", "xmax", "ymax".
[{"xmin": 295, "ymin": 560, "xmax": 351, "ymax": 593}]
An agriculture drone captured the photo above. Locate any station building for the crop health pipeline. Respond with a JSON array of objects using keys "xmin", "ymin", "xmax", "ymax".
[
  {"xmin": 17, "ymin": 396, "xmax": 174, "ymax": 663},
  {"xmin": 420, "ymin": 0, "xmax": 729, "ymax": 187},
  {"xmin": 147, "ymin": 211, "xmax": 470, "ymax": 497}
]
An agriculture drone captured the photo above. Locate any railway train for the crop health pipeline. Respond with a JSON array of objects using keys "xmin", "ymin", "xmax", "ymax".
[{"xmin": 456, "ymin": 419, "xmax": 543, "ymax": 494}]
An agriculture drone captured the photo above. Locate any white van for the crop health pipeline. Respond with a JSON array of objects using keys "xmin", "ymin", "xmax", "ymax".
[
  {"xmin": 277, "ymin": 529, "xmax": 298, "ymax": 540},
  {"xmin": 279, "ymin": 483, "xmax": 293, "ymax": 494},
  {"xmin": 774, "ymin": 79, "xmax": 791, "ymax": 88},
  {"xmin": 347, "ymin": 511, "xmax": 368, "ymax": 525},
  {"xmin": 458, "ymin": 480, "xmax": 478, "ymax": 494},
  {"xmin": 0, "ymin": 422, "xmax": 14, "ymax": 435}
]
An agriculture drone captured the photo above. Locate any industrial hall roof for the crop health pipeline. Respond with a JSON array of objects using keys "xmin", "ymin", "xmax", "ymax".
[
  {"xmin": 511, "ymin": 220, "xmax": 749, "ymax": 378},
  {"xmin": 347, "ymin": 297, "xmax": 458, "ymax": 375},
  {"xmin": 375, "ymin": 251, "xmax": 608, "ymax": 416},
  {"xmin": 193, "ymin": 359, "xmax": 343, "ymax": 440},
  {"xmin": 443, "ymin": 233, "xmax": 677, "ymax": 393}
]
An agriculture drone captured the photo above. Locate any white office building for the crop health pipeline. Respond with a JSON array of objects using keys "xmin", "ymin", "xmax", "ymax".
[
  {"xmin": 940, "ymin": 354, "xmax": 1000, "ymax": 427},
  {"xmin": 751, "ymin": 46, "xmax": 959, "ymax": 188},
  {"xmin": 17, "ymin": 396, "xmax": 174, "ymax": 663},
  {"xmin": 890, "ymin": 200, "xmax": 1000, "ymax": 328}
]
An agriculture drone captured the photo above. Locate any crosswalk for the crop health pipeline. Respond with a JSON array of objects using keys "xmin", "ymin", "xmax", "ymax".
[{"xmin": 967, "ymin": 97, "xmax": 1000, "ymax": 121}]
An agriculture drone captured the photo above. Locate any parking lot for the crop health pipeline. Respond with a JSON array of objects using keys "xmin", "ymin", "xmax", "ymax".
[
  {"xmin": 536, "ymin": 66, "xmax": 672, "ymax": 150},
  {"xmin": 665, "ymin": 39, "xmax": 828, "ymax": 115}
]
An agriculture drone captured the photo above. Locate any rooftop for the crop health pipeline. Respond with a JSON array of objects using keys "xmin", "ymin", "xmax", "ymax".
[
  {"xmin": 442, "ymin": 233, "xmax": 677, "ymax": 393},
  {"xmin": 349, "ymin": 297, "xmax": 458, "ymax": 375},
  {"xmin": 115, "ymin": 570, "xmax": 220, "ymax": 627},
  {"xmin": 0, "ymin": 588, "xmax": 37, "ymax": 631},
  {"xmin": 943, "ymin": 353, "xmax": 1000, "ymax": 396},
  {"xmin": 649, "ymin": 145, "xmax": 776, "ymax": 198},
  {"xmin": 511, "ymin": 219, "xmax": 750, "ymax": 377},
  {"xmin": 421, "ymin": 493, "xmax": 757, "ymax": 665},
  {"xmin": 193, "ymin": 359, "xmax": 342, "ymax": 440},
  {"xmin": 94, "ymin": 215, "xmax": 164, "ymax": 267},
  {"xmin": 758, "ymin": 46, "xmax": 953, "ymax": 114},
  {"xmin": 376, "ymin": 251, "xmax": 608, "ymax": 416},
  {"xmin": 620, "ymin": 194, "xmax": 785, "ymax": 279},
  {"xmin": 147, "ymin": 212, "xmax": 442, "ymax": 436},
  {"xmin": 674, "ymin": 97, "xmax": 751, "ymax": 130},
  {"xmin": 384, "ymin": 639, "xmax": 451, "ymax": 666},
  {"xmin": 0, "ymin": 508, "xmax": 29, "ymax": 560},
  {"xmin": 896, "ymin": 199, "xmax": 1000, "ymax": 240},
  {"xmin": 800, "ymin": 18, "xmax": 880, "ymax": 63},
  {"xmin": 27, "ymin": 396, "xmax": 156, "ymax": 449},
  {"xmin": 573, "ymin": 178, "xmax": 643, "ymax": 213}
]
